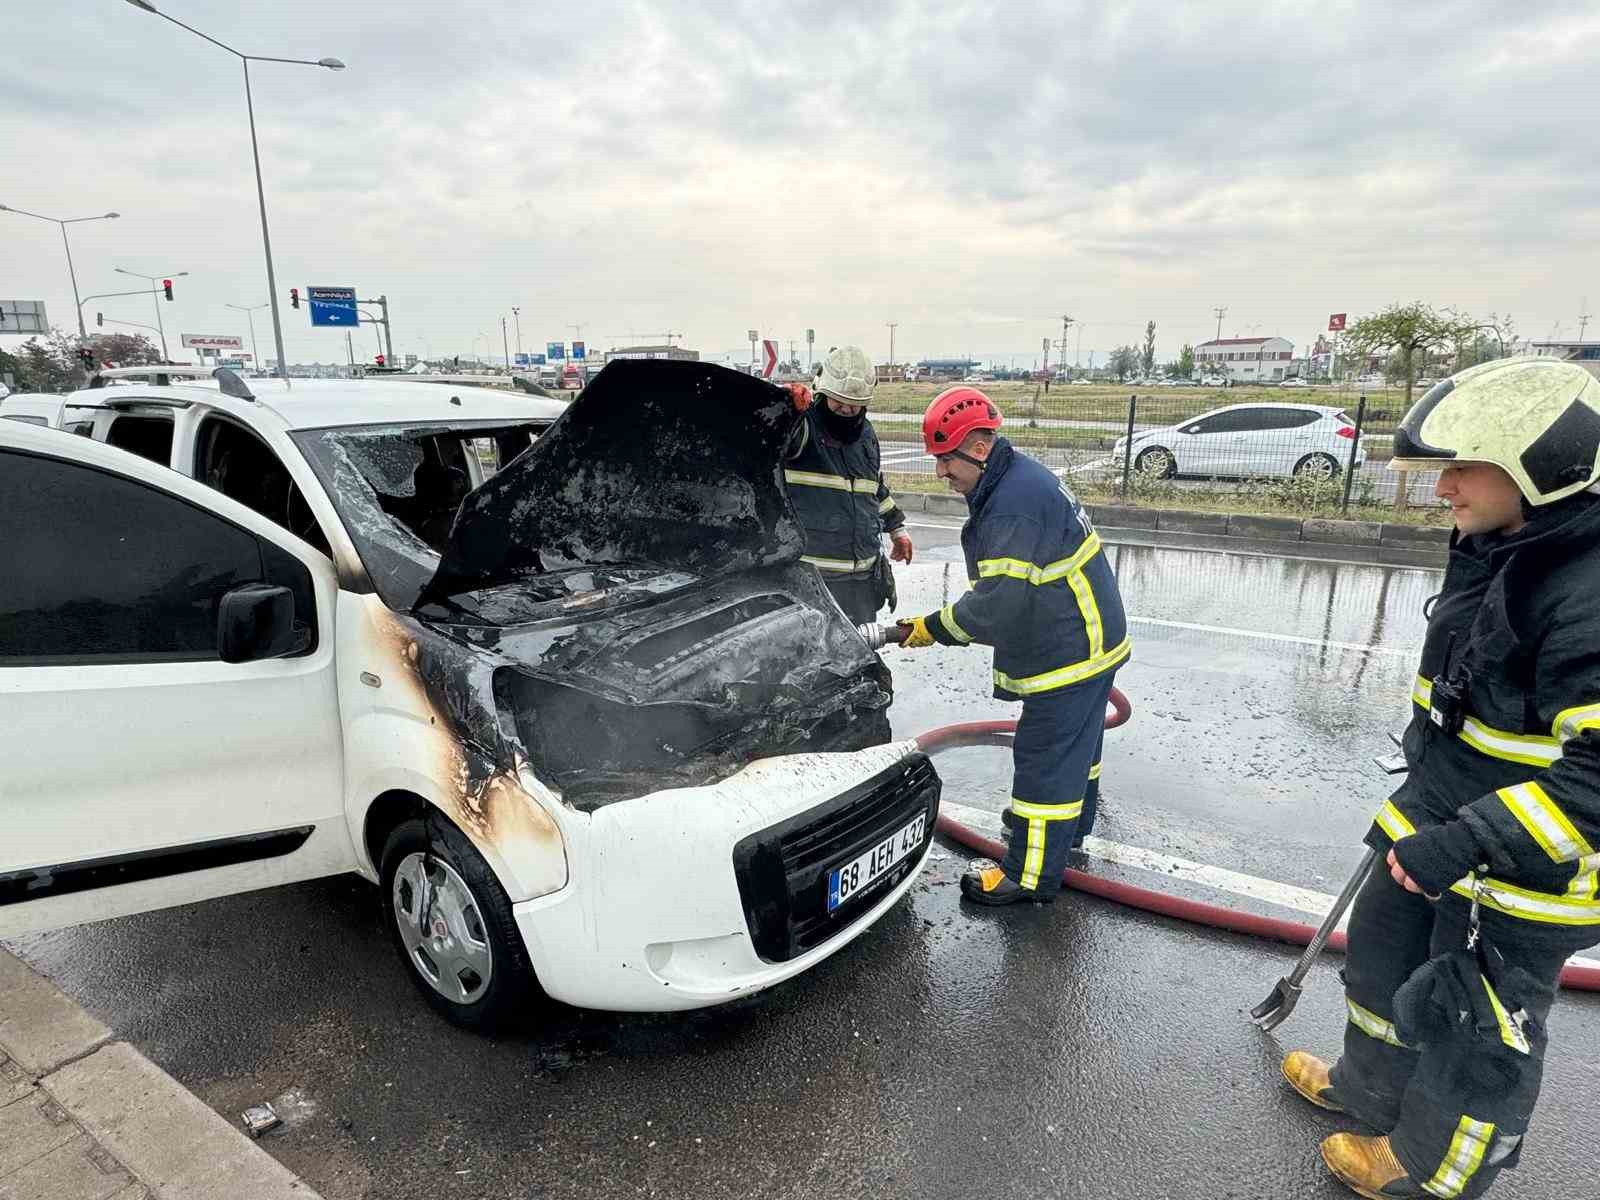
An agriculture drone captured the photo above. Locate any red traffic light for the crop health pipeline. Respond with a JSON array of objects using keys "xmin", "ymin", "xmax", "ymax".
[
  {"xmin": 289, "ymin": 287, "xmax": 300, "ymax": 310},
  {"xmin": 162, "ymin": 279, "xmax": 174, "ymax": 301}
]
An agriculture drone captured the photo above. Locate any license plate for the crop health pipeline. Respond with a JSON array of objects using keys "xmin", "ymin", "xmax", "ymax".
[{"xmin": 826, "ymin": 811, "xmax": 927, "ymax": 912}]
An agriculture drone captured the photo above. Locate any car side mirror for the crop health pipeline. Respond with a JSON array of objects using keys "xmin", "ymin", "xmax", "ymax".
[{"xmin": 218, "ymin": 583, "xmax": 309, "ymax": 663}]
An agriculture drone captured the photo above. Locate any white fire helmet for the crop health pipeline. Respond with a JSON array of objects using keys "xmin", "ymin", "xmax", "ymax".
[
  {"xmin": 1389, "ymin": 357, "xmax": 1600, "ymax": 506},
  {"xmin": 815, "ymin": 345, "xmax": 875, "ymax": 406}
]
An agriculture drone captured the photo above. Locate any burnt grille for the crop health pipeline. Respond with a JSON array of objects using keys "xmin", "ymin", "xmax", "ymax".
[{"xmin": 733, "ymin": 753, "xmax": 941, "ymax": 963}]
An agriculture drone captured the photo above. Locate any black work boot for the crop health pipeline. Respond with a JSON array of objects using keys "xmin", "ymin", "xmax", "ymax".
[{"xmin": 959, "ymin": 859, "xmax": 1053, "ymax": 906}]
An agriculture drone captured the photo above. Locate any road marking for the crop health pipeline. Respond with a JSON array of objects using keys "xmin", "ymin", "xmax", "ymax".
[
  {"xmin": 937, "ymin": 800, "xmax": 1600, "ymax": 970},
  {"xmin": 1126, "ymin": 617, "xmax": 1415, "ymax": 658}
]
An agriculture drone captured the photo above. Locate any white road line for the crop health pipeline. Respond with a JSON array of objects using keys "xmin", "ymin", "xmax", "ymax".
[
  {"xmin": 936, "ymin": 800, "xmax": 1600, "ymax": 970},
  {"xmin": 1126, "ymin": 617, "xmax": 1415, "ymax": 658}
]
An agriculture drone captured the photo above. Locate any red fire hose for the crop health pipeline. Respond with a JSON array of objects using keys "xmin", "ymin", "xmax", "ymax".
[{"xmin": 917, "ymin": 690, "xmax": 1600, "ymax": 994}]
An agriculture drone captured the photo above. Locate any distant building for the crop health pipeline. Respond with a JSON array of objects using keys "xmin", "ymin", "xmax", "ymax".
[
  {"xmin": 916, "ymin": 358, "xmax": 980, "ymax": 381},
  {"xmin": 1195, "ymin": 337, "xmax": 1294, "ymax": 383},
  {"xmin": 875, "ymin": 363, "xmax": 907, "ymax": 383},
  {"xmin": 604, "ymin": 344, "xmax": 700, "ymax": 364},
  {"xmin": 1529, "ymin": 340, "xmax": 1600, "ymax": 378}
]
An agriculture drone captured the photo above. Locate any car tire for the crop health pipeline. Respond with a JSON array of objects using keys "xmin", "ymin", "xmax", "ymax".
[
  {"xmin": 1134, "ymin": 446, "xmax": 1177, "ymax": 479},
  {"xmin": 1293, "ymin": 452, "xmax": 1341, "ymax": 480},
  {"xmin": 379, "ymin": 815, "xmax": 542, "ymax": 1032}
]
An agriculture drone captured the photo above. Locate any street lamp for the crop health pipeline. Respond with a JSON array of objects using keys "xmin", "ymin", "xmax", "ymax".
[
  {"xmin": 114, "ymin": 267, "xmax": 187, "ymax": 360},
  {"xmin": 0, "ymin": 205, "xmax": 120, "ymax": 337},
  {"xmin": 225, "ymin": 301, "xmax": 269, "ymax": 370},
  {"xmin": 125, "ymin": 2, "xmax": 345, "ymax": 379}
]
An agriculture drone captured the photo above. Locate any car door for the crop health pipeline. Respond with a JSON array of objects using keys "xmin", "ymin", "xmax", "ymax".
[
  {"xmin": 1175, "ymin": 409, "xmax": 1249, "ymax": 475},
  {"xmin": 0, "ymin": 429, "xmax": 352, "ymax": 937}
]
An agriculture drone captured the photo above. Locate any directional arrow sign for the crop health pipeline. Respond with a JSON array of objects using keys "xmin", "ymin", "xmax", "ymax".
[{"xmin": 762, "ymin": 339, "xmax": 778, "ymax": 379}]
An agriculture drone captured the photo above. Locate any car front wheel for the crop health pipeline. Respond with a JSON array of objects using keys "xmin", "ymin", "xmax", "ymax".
[
  {"xmin": 380, "ymin": 815, "xmax": 541, "ymax": 1032},
  {"xmin": 1134, "ymin": 446, "xmax": 1177, "ymax": 478},
  {"xmin": 1293, "ymin": 452, "xmax": 1341, "ymax": 480}
]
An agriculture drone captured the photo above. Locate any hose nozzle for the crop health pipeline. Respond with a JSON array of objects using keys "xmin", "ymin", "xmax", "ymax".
[{"xmin": 857, "ymin": 623, "xmax": 911, "ymax": 650}]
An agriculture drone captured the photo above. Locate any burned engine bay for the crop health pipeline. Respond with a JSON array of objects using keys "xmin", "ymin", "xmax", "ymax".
[{"xmin": 301, "ymin": 360, "xmax": 898, "ymax": 809}]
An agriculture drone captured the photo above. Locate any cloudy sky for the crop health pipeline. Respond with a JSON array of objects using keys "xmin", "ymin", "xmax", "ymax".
[{"xmin": 5, "ymin": 0, "xmax": 1598, "ymax": 369}]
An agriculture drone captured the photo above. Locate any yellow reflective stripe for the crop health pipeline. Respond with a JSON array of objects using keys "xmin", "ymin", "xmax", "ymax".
[
  {"xmin": 1019, "ymin": 816, "xmax": 1047, "ymax": 890},
  {"xmin": 939, "ymin": 603, "xmax": 973, "ymax": 645},
  {"xmin": 1480, "ymin": 976, "xmax": 1531, "ymax": 1055},
  {"xmin": 783, "ymin": 469, "xmax": 877, "ymax": 493},
  {"xmin": 1449, "ymin": 874, "xmax": 1600, "ymax": 926},
  {"xmin": 1088, "ymin": 761, "xmax": 1102, "ymax": 781},
  {"xmin": 1345, "ymin": 998, "xmax": 1409, "ymax": 1048},
  {"xmin": 800, "ymin": 554, "xmax": 877, "ymax": 573},
  {"xmin": 975, "ymin": 535, "xmax": 1103, "ymax": 587},
  {"xmin": 1497, "ymin": 781, "xmax": 1594, "ymax": 864},
  {"xmin": 1011, "ymin": 799, "xmax": 1084, "ymax": 822},
  {"xmin": 1425, "ymin": 1116, "xmax": 1496, "ymax": 1198},
  {"xmin": 1552, "ymin": 702, "xmax": 1600, "ymax": 743},
  {"xmin": 878, "ymin": 495, "xmax": 896, "ymax": 514},
  {"xmin": 1063, "ymin": 560, "xmax": 1105, "ymax": 657},
  {"xmin": 1412, "ymin": 675, "xmax": 1562, "ymax": 767},
  {"xmin": 1568, "ymin": 854, "xmax": 1600, "ymax": 901},
  {"xmin": 993, "ymin": 637, "xmax": 1131, "ymax": 696},
  {"xmin": 1375, "ymin": 800, "xmax": 1416, "ymax": 842}
]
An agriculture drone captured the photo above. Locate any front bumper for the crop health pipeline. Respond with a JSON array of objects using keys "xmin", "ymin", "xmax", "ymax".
[{"xmin": 512, "ymin": 739, "xmax": 939, "ymax": 1011}]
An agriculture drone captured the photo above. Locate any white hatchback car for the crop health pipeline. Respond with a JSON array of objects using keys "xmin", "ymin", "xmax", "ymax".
[
  {"xmin": 1112, "ymin": 402, "xmax": 1363, "ymax": 481},
  {"xmin": 0, "ymin": 362, "xmax": 940, "ymax": 1031}
]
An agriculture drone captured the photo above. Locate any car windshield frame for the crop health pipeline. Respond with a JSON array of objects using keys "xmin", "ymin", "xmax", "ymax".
[{"xmin": 291, "ymin": 419, "xmax": 551, "ymax": 610}]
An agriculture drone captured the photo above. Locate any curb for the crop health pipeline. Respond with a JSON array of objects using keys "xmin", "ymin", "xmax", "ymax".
[{"xmin": 0, "ymin": 949, "xmax": 322, "ymax": 1200}]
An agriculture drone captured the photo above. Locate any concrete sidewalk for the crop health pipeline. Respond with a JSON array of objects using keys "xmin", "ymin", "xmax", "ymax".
[{"xmin": 0, "ymin": 950, "xmax": 321, "ymax": 1200}]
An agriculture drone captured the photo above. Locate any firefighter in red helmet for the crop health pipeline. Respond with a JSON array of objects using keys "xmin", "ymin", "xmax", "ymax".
[{"xmin": 897, "ymin": 386, "xmax": 1130, "ymax": 907}]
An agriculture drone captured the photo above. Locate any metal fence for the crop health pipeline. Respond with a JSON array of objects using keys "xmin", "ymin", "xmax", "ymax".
[{"xmin": 875, "ymin": 384, "xmax": 1446, "ymax": 519}]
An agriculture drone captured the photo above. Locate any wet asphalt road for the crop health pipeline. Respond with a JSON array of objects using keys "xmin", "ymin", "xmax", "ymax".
[{"xmin": 9, "ymin": 540, "xmax": 1600, "ymax": 1199}]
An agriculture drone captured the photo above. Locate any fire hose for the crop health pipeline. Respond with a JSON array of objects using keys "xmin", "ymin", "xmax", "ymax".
[{"xmin": 913, "ymin": 690, "xmax": 1600, "ymax": 995}]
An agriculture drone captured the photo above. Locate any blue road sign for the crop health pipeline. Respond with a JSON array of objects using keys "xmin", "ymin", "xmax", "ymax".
[
  {"xmin": 514, "ymin": 353, "xmax": 530, "ymax": 367},
  {"xmin": 530, "ymin": 353, "xmax": 546, "ymax": 365},
  {"xmin": 571, "ymin": 341, "xmax": 586, "ymax": 360},
  {"xmin": 307, "ymin": 285, "xmax": 359, "ymax": 328},
  {"xmin": 547, "ymin": 341, "xmax": 565, "ymax": 360}
]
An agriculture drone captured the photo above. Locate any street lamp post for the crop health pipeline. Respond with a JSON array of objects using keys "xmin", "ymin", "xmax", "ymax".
[
  {"xmin": 225, "ymin": 301, "xmax": 269, "ymax": 369},
  {"xmin": 0, "ymin": 205, "xmax": 120, "ymax": 338},
  {"xmin": 126, "ymin": 2, "xmax": 344, "ymax": 379},
  {"xmin": 511, "ymin": 306, "xmax": 523, "ymax": 364},
  {"xmin": 113, "ymin": 267, "xmax": 187, "ymax": 360}
]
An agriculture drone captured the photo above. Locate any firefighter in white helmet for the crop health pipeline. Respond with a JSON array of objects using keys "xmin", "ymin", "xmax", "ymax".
[
  {"xmin": 1280, "ymin": 358, "xmax": 1600, "ymax": 1199},
  {"xmin": 783, "ymin": 345, "xmax": 913, "ymax": 623}
]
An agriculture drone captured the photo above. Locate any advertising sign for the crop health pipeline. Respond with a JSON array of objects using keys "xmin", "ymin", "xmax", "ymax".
[
  {"xmin": 1328, "ymin": 313, "xmax": 1347, "ymax": 332},
  {"xmin": 571, "ymin": 341, "xmax": 586, "ymax": 360},
  {"xmin": 547, "ymin": 342, "xmax": 565, "ymax": 360},
  {"xmin": 180, "ymin": 333, "xmax": 244, "ymax": 350},
  {"xmin": 307, "ymin": 286, "xmax": 359, "ymax": 328},
  {"xmin": 529, "ymin": 353, "xmax": 546, "ymax": 365}
]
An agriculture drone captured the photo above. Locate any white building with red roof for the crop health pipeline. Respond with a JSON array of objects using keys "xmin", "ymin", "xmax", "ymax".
[{"xmin": 1196, "ymin": 336, "xmax": 1294, "ymax": 383}]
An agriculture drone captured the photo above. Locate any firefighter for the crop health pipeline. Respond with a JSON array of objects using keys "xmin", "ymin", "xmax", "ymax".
[
  {"xmin": 896, "ymin": 387, "xmax": 1130, "ymax": 905},
  {"xmin": 1281, "ymin": 358, "xmax": 1600, "ymax": 1199},
  {"xmin": 784, "ymin": 345, "xmax": 912, "ymax": 623}
]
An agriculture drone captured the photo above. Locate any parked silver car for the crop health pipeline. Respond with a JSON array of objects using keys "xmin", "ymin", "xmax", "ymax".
[{"xmin": 1112, "ymin": 403, "xmax": 1363, "ymax": 480}]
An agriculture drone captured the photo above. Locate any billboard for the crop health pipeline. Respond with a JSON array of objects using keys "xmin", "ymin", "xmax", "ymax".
[
  {"xmin": 571, "ymin": 341, "xmax": 586, "ymax": 360},
  {"xmin": 180, "ymin": 333, "xmax": 244, "ymax": 350},
  {"xmin": 1328, "ymin": 313, "xmax": 1347, "ymax": 332},
  {"xmin": 547, "ymin": 342, "xmax": 565, "ymax": 360}
]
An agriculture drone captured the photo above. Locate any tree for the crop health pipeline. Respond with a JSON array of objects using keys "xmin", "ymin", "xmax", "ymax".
[
  {"xmin": 1345, "ymin": 302, "xmax": 1481, "ymax": 408},
  {"xmin": 14, "ymin": 330, "xmax": 85, "ymax": 393},
  {"xmin": 1109, "ymin": 345, "xmax": 1140, "ymax": 382},
  {"xmin": 1173, "ymin": 343, "xmax": 1195, "ymax": 379},
  {"xmin": 88, "ymin": 332, "xmax": 163, "ymax": 368},
  {"xmin": 1141, "ymin": 321, "xmax": 1156, "ymax": 377}
]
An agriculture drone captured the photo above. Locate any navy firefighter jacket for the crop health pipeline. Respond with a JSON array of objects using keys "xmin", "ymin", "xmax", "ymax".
[{"xmin": 926, "ymin": 437, "xmax": 1130, "ymax": 701}]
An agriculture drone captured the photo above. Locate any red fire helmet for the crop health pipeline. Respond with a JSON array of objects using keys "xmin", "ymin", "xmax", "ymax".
[{"xmin": 921, "ymin": 386, "xmax": 1003, "ymax": 455}]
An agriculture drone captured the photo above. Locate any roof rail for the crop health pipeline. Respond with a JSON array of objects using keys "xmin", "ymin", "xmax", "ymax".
[{"xmin": 88, "ymin": 364, "xmax": 217, "ymax": 389}]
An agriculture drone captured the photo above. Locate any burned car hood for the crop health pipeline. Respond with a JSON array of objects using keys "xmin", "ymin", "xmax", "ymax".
[{"xmin": 423, "ymin": 360, "xmax": 803, "ymax": 603}]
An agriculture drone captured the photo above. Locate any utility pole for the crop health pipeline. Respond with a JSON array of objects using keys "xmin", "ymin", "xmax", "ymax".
[
  {"xmin": 501, "ymin": 316, "xmax": 511, "ymax": 371},
  {"xmin": 886, "ymin": 322, "xmax": 898, "ymax": 367},
  {"xmin": 378, "ymin": 294, "xmax": 393, "ymax": 365},
  {"xmin": 1060, "ymin": 314, "xmax": 1074, "ymax": 378},
  {"xmin": 1213, "ymin": 306, "xmax": 1228, "ymax": 343},
  {"xmin": 511, "ymin": 306, "xmax": 523, "ymax": 362},
  {"xmin": 1579, "ymin": 299, "xmax": 1592, "ymax": 342}
]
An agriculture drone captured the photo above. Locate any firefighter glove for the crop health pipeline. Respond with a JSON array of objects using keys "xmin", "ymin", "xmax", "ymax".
[
  {"xmin": 786, "ymin": 383, "xmax": 813, "ymax": 412},
  {"xmin": 896, "ymin": 616, "xmax": 935, "ymax": 648},
  {"xmin": 1390, "ymin": 819, "xmax": 1481, "ymax": 900}
]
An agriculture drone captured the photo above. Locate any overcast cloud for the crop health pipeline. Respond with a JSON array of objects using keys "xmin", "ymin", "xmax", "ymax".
[{"xmin": 5, "ymin": 0, "xmax": 1598, "ymax": 368}]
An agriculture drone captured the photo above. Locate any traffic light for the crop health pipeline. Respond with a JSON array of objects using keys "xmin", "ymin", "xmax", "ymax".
[
  {"xmin": 162, "ymin": 279, "xmax": 174, "ymax": 301},
  {"xmin": 96, "ymin": 312, "xmax": 104, "ymax": 328},
  {"xmin": 78, "ymin": 347, "xmax": 95, "ymax": 370},
  {"xmin": 289, "ymin": 287, "xmax": 300, "ymax": 310},
  {"xmin": 375, "ymin": 354, "xmax": 385, "ymax": 367}
]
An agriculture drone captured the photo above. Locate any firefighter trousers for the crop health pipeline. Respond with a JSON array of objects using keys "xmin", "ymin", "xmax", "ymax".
[
  {"xmin": 1328, "ymin": 864, "xmax": 1574, "ymax": 1199},
  {"xmin": 999, "ymin": 674, "xmax": 1115, "ymax": 897},
  {"xmin": 824, "ymin": 574, "xmax": 883, "ymax": 625}
]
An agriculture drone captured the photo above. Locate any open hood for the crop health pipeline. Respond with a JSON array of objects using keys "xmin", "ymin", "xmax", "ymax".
[{"xmin": 422, "ymin": 360, "xmax": 804, "ymax": 602}]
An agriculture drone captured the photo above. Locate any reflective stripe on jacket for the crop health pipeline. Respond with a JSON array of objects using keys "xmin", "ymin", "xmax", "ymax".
[
  {"xmin": 784, "ymin": 408, "xmax": 904, "ymax": 578},
  {"xmin": 1368, "ymin": 493, "xmax": 1600, "ymax": 940},
  {"xmin": 926, "ymin": 437, "xmax": 1129, "ymax": 700}
]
